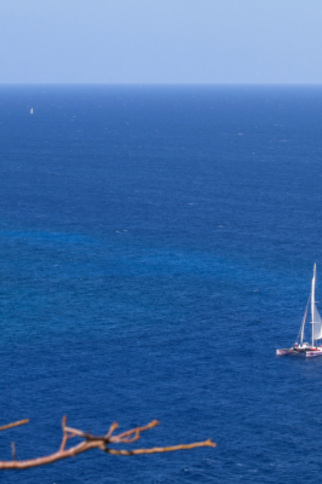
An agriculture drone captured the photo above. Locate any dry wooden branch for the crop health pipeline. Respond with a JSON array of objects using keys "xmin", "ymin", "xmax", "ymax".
[{"xmin": 0, "ymin": 416, "xmax": 216, "ymax": 470}]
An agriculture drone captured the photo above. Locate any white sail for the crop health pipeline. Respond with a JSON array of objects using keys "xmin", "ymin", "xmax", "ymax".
[
  {"xmin": 310, "ymin": 263, "xmax": 322, "ymax": 343},
  {"xmin": 300, "ymin": 305, "xmax": 308, "ymax": 344},
  {"xmin": 312, "ymin": 304, "xmax": 322, "ymax": 341}
]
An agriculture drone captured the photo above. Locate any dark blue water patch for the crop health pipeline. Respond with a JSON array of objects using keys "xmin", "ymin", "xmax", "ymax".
[{"xmin": 1, "ymin": 86, "xmax": 322, "ymax": 483}]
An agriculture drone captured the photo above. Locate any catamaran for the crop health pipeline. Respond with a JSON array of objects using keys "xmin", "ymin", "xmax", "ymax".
[{"xmin": 277, "ymin": 263, "xmax": 322, "ymax": 358}]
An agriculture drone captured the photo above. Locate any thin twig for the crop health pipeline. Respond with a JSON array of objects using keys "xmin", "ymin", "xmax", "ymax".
[
  {"xmin": 59, "ymin": 417, "xmax": 69, "ymax": 452},
  {"xmin": 105, "ymin": 422, "xmax": 119, "ymax": 439},
  {"xmin": 11, "ymin": 443, "xmax": 17, "ymax": 461},
  {"xmin": 0, "ymin": 420, "xmax": 29, "ymax": 432},
  {"xmin": 106, "ymin": 440, "xmax": 216, "ymax": 455},
  {"xmin": 115, "ymin": 420, "xmax": 159, "ymax": 439}
]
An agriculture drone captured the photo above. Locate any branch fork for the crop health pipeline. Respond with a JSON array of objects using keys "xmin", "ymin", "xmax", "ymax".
[{"xmin": 0, "ymin": 417, "xmax": 216, "ymax": 470}]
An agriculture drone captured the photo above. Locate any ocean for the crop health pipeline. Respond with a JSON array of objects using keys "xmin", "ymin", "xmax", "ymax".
[{"xmin": 1, "ymin": 85, "xmax": 322, "ymax": 483}]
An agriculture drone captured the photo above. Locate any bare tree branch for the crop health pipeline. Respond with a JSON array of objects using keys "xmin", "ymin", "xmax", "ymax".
[{"xmin": 0, "ymin": 417, "xmax": 216, "ymax": 470}]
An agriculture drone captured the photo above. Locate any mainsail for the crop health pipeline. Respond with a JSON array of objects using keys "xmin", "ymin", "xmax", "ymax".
[
  {"xmin": 311, "ymin": 263, "xmax": 322, "ymax": 343},
  {"xmin": 300, "ymin": 305, "xmax": 308, "ymax": 344},
  {"xmin": 312, "ymin": 304, "xmax": 322, "ymax": 341}
]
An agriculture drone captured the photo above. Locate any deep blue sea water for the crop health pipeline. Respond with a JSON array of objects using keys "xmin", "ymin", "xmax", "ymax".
[{"xmin": 1, "ymin": 85, "xmax": 322, "ymax": 483}]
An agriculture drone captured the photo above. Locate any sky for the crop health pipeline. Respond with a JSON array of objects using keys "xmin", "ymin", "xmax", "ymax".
[{"xmin": 0, "ymin": 0, "xmax": 322, "ymax": 84}]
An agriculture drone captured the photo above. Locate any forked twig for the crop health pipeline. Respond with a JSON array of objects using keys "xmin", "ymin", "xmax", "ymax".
[{"xmin": 0, "ymin": 416, "xmax": 216, "ymax": 470}]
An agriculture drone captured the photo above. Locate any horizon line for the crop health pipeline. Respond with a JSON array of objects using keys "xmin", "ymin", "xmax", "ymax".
[{"xmin": 1, "ymin": 82, "xmax": 322, "ymax": 87}]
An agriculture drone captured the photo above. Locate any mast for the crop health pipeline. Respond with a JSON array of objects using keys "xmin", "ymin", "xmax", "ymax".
[{"xmin": 312, "ymin": 263, "xmax": 317, "ymax": 346}]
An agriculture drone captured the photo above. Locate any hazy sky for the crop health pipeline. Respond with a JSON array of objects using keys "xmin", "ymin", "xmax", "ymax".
[{"xmin": 1, "ymin": 0, "xmax": 321, "ymax": 84}]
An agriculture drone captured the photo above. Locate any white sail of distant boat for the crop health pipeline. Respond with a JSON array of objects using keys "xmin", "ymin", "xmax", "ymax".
[
  {"xmin": 299, "ymin": 301, "xmax": 308, "ymax": 345},
  {"xmin": 277, "ymin": 263, "xmax": 322, "ymax": 357},
  {"xmin": 310, "ymin": 264, "xmax": 322, "ymax": 343},
  {"xmin": 30, "ymin": 108, "xmax": 33, "ymax": 114}
]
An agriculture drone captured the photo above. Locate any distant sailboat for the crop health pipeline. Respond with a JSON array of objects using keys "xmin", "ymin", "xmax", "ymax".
[
  {"xmin": 30, "ymin": 108, "xmax": 33, "ymax": 114},
  {"xmin": 277, "ymin": 263, "xmax": 322, "ymax": 357}
]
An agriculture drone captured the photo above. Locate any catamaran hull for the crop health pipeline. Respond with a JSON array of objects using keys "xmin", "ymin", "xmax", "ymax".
[
  {"xmin": 276, "ymin": 348, "xmax": 307, "ymax": 356},
  {"xmin": 276, "ymin": 347, "xmax": 322, "ymax": 357},
  {"xmin": 306, "ymin": 349, "xmax": 322, "ymax": 358},
  {"xmin": 276, "ymin": 349, "xmax": 295, "ymax": 356}
]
